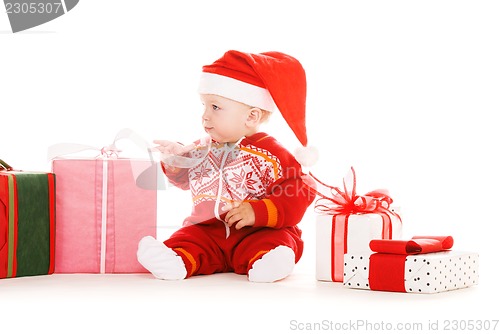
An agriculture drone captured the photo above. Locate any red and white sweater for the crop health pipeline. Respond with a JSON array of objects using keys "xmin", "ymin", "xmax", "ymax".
[{"xmin": 162, "ymin": 132, "xmax": 315, "ymax": 231}]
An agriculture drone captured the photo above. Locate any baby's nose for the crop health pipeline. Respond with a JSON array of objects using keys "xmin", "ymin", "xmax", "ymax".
[{"xmin": 201, "ymin": 110, "xmax": 209, "ymax": 121}]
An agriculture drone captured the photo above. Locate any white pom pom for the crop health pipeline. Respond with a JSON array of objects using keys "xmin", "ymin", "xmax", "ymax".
[{"xmin": 294, "ymin": 146, "xmax": 319, "ymax": 167}]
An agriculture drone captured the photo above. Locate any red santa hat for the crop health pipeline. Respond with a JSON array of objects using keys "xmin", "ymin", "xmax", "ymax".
[{"xmin": 198, "ymin": 50, "xmax": 318, "ymax": 167}]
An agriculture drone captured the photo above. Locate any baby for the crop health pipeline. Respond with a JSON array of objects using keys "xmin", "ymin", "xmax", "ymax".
[{"xmin": 137, "ymin": 50, "xmax": 316, "ymax": 282}]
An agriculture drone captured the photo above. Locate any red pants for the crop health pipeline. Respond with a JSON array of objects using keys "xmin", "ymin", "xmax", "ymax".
[{"xmin": 164, "ymin": 222, "xmax": 303, "ymax": 277}]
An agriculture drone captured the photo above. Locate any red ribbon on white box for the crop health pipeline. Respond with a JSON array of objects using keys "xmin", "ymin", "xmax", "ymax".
[
  {"xmin": 308, "ymin": 167, "xmax": 396, "ymax": 217},
  {"xmin": 368, "ymin": 236, "xmax": 454, "ymax": 292},
  {"xmin": 308, "ymin": 167, "xmax": 400, "ymax": 281},
  {"xmin": 370, "ymin": 236, "xmax": 454, "ymax": 255}
]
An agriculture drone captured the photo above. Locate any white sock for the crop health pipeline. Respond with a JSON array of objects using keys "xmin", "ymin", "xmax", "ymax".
[
  {"xmin": 137, "ymin": 236, "xmax": 187, "ymax": 280},
  {"xmin": 248, "ymin": 246, "xmax": 295, "ymax": 283}
]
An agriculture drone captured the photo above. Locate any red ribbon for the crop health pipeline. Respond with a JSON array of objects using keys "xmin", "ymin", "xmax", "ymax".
[
  {"xmin": 308, "ymin": 167, "xmax": 399, "ymax": 281},
  {"xmin": 309, "ymin": 167, "xmax": 396, "ymax": 217},
  {"xmin": 370, "ymin": 236, "xmax": 454, "ymax": 255},
  {"xmin": 368, "ymin": 236, "xmax": 454, "ymax": 292}
]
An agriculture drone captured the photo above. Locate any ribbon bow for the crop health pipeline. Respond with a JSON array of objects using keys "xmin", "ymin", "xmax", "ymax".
[
  {"xmin": 47, "ymin": 128, "xmax": 165, "ymax": 190},
  {"xmin": 309, "ymin": 167, "xmax": 394, "ymax": 215},
  {"xmin": 0, "ymin": 159, "xmax": 13, "ymax": 171},
  {"xmin": 100, "ymin": 144, "xmax": 121, "ymax": 158},
  {"xmin": 370, "ymin": 236, "xmax": 454, "ymax": 255}
]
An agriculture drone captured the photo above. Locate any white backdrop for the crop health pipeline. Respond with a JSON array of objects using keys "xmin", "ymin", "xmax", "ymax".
[{"xmin": 2, "ymin": 0, "xmax": 499, "ymax": 322}]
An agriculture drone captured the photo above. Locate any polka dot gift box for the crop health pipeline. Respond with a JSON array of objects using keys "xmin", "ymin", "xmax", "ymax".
[{"xmin": 343, "ymin": 236, "xmax": 479, "ymax": 293}]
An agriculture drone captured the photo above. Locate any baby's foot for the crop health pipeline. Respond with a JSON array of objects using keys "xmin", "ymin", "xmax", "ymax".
[
  {"xmin": 248, "ymin": 245, "xmax": 295, "ymax": 283},
  {"xmin": 137, "ymin": 236, "xmax": 187, "ymax": 280}
]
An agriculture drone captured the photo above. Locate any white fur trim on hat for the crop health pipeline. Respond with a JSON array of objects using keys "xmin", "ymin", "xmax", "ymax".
[
  {"xmin": 294, "ymin": 145, "xmax": 319, "ymax": 167},
  {"xmin": 198, "ymin": 72, "xmax": 277, "ymax": 112}
]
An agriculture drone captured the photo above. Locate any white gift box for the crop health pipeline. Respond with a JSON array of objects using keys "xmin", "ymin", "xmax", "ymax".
[
  {"xmin": 316, "ymin": 212, "xmax": 403, "ymax": 282},
  {"xmin": 343, "ymin": 251, "xmax": 479, "ymax": 293}
]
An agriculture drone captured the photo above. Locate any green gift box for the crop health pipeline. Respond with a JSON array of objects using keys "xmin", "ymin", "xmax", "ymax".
[{"xmin": 0, "ymin": 159, "xmax": 56, "ymax": 279}]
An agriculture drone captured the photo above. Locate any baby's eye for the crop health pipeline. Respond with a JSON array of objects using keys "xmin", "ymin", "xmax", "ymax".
[{"xmin": 212, "ymin": 104, "xmax": 220, "ymax": 111}]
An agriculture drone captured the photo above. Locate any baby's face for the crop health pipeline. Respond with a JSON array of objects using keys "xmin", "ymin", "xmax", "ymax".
[{"xmin": 200, "ymin": 94, "xmax": 253, "ymax": 143}]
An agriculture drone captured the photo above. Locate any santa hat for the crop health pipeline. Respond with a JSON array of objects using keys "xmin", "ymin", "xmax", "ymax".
[{"xmin": 198, "ymin": 50, "xmax": 318, "ymax": 167}]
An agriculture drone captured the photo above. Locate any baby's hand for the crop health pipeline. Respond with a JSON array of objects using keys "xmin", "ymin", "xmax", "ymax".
[
  {"xmin": 153, "ymin": 140, "xmax": 196, "ymax": 156},
  {"xmin": 222, "ymin": 201, "xmax": 256, "ymax": 230}
]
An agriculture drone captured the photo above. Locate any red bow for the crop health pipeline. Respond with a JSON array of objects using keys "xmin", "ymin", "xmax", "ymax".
[
  {"xmin": 370, "ymin": 236, "xmax": 454, "ymax": 255},
  {"xmin": 368, "ymin": 236, "xmax": 455, "ymax": 292},
  {"xmin": 309, "ymin": 167, "xmax": 394, "ymax": 215}
]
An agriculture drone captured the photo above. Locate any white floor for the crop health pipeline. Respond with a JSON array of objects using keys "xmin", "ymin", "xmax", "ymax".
[
  {"xmin": 0, "ymin": 262, "xmax": 494, "ymax": 334},
  {"xmin": 1, "ymin": 208, "xmax": 496, "ymax": 333}
]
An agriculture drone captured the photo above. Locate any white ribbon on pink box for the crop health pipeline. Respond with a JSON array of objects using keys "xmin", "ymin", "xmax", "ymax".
[{"xmin": 48, "ymin": 129, "xmax": 163, "ymax": 273}]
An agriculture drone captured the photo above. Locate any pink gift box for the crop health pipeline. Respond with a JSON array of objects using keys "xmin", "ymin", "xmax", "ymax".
[{"xmin": 52, "ymin": 158, "xmax": 157, "ymax": 273}]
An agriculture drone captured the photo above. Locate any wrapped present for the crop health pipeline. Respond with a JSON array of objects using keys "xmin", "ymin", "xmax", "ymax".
[
  {"xmin": 49, "ymin": 129, "xmax": 160, "ymax": 273},
  {"xmin": 309, "ymin": 167, "xmax": 403, "ymax": 282},
  {"xmin": 343, "ymin": 236, "xmax": 479, "ymax": 293},
  {"xmin": 0, "ymin": 159, "xmax": 56, "ymax": 279}
]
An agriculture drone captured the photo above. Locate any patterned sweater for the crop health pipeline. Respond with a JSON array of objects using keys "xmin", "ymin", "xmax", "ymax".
[{"xmin": 162, "ymin": 132, "xmax": 315, "ymax": 230}]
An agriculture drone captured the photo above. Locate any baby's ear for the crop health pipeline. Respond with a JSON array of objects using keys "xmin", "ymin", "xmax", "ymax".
[{"xmin": 246, "ymin": 107, "xmax": 263, "ymax": 126}]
